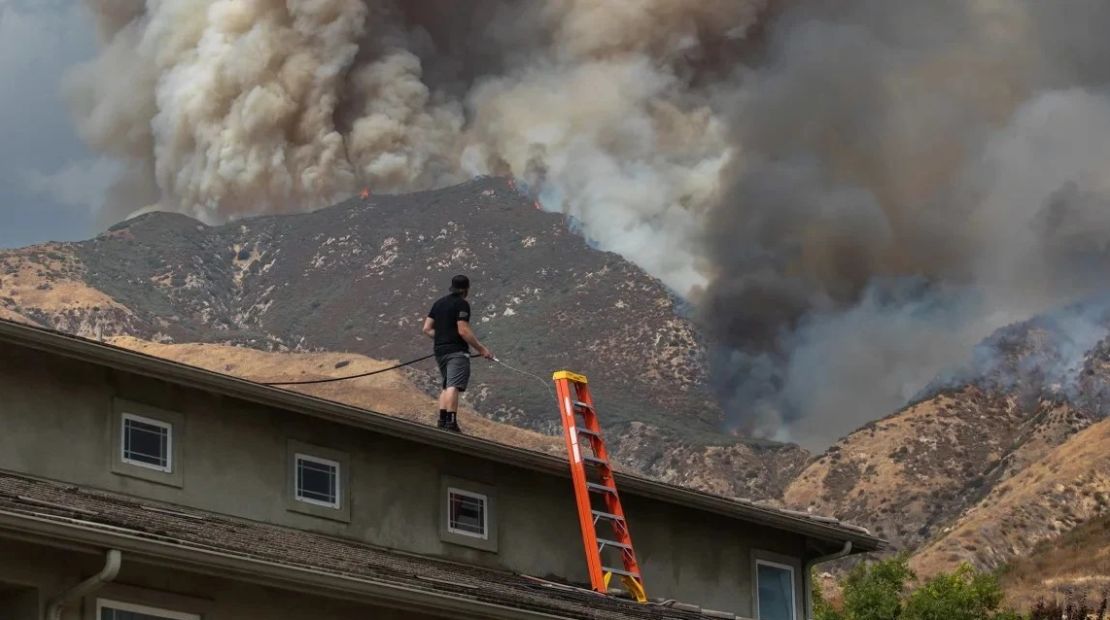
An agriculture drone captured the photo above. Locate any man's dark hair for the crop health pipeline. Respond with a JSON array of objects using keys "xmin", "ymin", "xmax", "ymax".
[{"xmin": 450, "ymin": 274, "xmax": 470, "ymax": 294}]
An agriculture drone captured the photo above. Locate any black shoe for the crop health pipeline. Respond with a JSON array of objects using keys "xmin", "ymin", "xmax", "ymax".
[
  {"xmin": 445, "ymin": 421, "xmax": 462, "ymax": 433},
  {"xmin": 436, "ymin": 413, "xmax": 449, "ymax": 429}
]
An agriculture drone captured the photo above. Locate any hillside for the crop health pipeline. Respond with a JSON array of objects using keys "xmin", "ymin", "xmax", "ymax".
[
  {"xmin": 999, "ymin": 511, "xmax": 1110, "ymax": 608},
  {"xmin": 913, "ymin": 414, "xmax": 1110, "ymax": 576},
  {"xmin": 108, "ymin": 336, "xmax": 565, "ymax": 455},
  {"xmin": 0, "ymin": 178, "xmax": 807, "ymax": 500},
  {"xmin": 784, "ymin": 388, "xmax": 1093, "ymax": 551},
  {"xmin": 784, "ymin": 306, "xmax": 1110, "ymax": 597}
]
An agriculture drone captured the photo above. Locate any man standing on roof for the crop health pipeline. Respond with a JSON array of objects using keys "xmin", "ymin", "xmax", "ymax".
[{"xmin": 423, "ymin": 275, "xmax": 494, "ymax": 433}]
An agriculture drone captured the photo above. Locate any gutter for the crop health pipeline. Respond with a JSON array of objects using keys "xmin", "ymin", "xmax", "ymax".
[
  {"xmin": 0, "ymin": 510, "xmax": 571, "ymax": 620},
  {"xmin": 803, "ymin": 542, "xmax": 852, "ymax": 620},
  {"xmin": 46, "ymin": 548, "xmax": 122, "ymax": 620}
]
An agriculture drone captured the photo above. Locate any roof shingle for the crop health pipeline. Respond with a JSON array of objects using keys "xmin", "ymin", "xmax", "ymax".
[{"xmin": 0, "ymin": 471, "xmax": 750, "ymax": 620}]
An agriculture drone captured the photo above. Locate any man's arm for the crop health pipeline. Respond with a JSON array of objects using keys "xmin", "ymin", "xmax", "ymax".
[
  {"xmin": 422, "ymin": 317, "xmax": 435, "ymax": 339},
  {"xmin": 458, "ymin": 321, "xmax": 494, "ymax": 359}
]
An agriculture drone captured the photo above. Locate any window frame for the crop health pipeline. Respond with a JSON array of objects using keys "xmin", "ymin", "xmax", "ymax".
[
  {"xmin": 120, "ymin": 413, "xmax": 173, "ymax": 473},
  {"xmin": 754, "ymin": 557, "xmax": 799, "ymax": 620},
  {"xmin": 446, "ymin": 487, "xmax": 489, "ymax": 540},
  {"xmin": 96, "ymin": 598, "xmax": 200, "ymax": 620},
  {"xmin": 438, "ymin": 475, "xmax": 498, "ymax": 553},
  {"xmin": 293, "ymin": 452, "xmax": 341, "ymax": 509},
  {"xmin": 284, "ymin": 440, "xmax": 351, "ymax": 523},
  {"xmin": 109, "ymin": 399, "xmax": 184, "ymax": 488}
]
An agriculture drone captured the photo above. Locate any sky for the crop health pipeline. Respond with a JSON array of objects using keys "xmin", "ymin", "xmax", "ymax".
[{"xmin": 0, "ymin": 1, "xmax": 108, "ymax": 248}]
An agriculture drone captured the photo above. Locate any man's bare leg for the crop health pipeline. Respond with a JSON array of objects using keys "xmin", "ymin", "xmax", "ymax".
[
  {"xmin": 443, "ymin": 387, "xmax": 460, "ymax": 412},
  {"xmin": 437, "ymin": 388, "xmax": 460, "ymax": 410}
]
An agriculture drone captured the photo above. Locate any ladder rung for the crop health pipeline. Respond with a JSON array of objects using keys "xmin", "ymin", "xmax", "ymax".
[
  {"xmin": 586, "ymin": 482, "xmax": 617, "ymax": 495},
  {"xmin": 603, "ymin": 566, "xmax": 641, "ymax": 579},
  {"xmin": 583, "ymin": 455, "xmax": 609, "ymax": 467},
  {"xmin": 592, "ymin": 510, "xmax": 624, "ymax": 522},
  {"xmin": 572, "ymin": 400, "xmax": 594, "ymax": 410},
  {"xmin": 576, "ymin": 428, "xmax": 601, "ymax": 439},
  {"xmin": 597, "ymin": 538, "xmax": 632, "ymax": 550}
]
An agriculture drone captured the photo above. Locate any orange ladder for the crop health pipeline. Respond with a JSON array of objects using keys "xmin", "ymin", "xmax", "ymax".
[{"xmin": 553, "ymin": 370, "xmax": 648, "ymax": 603}]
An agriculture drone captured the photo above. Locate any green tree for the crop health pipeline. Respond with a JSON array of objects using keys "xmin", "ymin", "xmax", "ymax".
[
  {"xmin": 901, "ymin": 565, "xmax": 1013, "ymax": 620},
  {"xmin": 815, "ymin": 556, "xmax": 1024, "ymax": 620},
  {"xmin": 841, "ymin": 555, "xmax": 914, "ymax": 620}
]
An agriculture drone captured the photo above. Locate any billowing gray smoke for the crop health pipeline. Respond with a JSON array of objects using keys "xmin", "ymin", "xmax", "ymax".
[
  {"xmin": 68, "ymin": 0, "xmax": 1110, "ymax": 447},
  {"xmin": 700, "ymin": 0, "xmax": 1110, "ymax": 446}
]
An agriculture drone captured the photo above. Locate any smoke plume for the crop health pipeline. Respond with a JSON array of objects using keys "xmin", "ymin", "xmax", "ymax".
[{"xmin": 67, "ymin": 0, "xmax": 1110, "ymax": 447}]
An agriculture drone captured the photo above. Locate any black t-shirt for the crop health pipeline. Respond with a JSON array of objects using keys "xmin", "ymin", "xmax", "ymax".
[{"xmin": 428, "ymin": 293, "xmax": 471, "ymax": 356}]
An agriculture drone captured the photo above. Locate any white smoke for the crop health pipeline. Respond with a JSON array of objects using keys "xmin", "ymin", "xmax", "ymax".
[
  {"xmin": 67, "ymin": 0, "xmax": 751, "ymax": 295},
  {"xmin": 65, "ymin": 0, "xmax": 1110, "ymax": 447}
]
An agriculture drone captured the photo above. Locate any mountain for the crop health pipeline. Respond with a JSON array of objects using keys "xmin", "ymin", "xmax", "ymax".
[
  {"xmin": 0, "ymin": 177, "xmax": 807, "ymax": 500},
  {"xmin": 785, "ymin": 305, "xmax": 1110, "ymax": 603}
]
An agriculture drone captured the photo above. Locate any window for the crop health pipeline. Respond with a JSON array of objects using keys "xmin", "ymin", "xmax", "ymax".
[
  {"xmin": 284, "ymin": 441, "xmax": 350, "ymax": 522},
  {"xmin": 110, "ymin": 400, "xmax": 184, "ymax": 487},
  {"xmin": 756, "ymin": 560, "xmax": 797, "ymax": 620},
  {"xmin": 439, "ymin": 476, "xmax": 497, "ymax": 552},
  {"xmin": 294, "ymin": 453, "xmax": 340, "ymax": 509},
  {"xmin": 120, "ymin": 414, "xmax": 173, "ymax": 472},
  {"xmin": 97, "ymin": 599, "xmax": 199, "ymax": 620},
  {"xmin": 447, "ymin": 488, "xmax": 488, "ymax": 539}
]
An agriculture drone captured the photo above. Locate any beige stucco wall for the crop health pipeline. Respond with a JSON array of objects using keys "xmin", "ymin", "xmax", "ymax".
[{"xmin": 0, "ymin": 344, "xmax": 809, "ymax": 616}]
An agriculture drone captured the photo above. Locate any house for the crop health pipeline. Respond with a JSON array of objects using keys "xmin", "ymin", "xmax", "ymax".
[{"xmin": 0, "ymin": 319, "xmax": 884, "ymax": 620}]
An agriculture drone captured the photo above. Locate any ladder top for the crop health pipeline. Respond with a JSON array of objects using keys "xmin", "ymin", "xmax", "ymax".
[{"xmin": 552, "ymin": 370, "xmax": 589, "ymax": 384}]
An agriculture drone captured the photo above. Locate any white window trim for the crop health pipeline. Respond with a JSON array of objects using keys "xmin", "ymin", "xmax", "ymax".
[
  {"xmin": 446, "ymin": 487, "xmax": 489, "ymax": 540},
  {"xmin": 120, "ymin": 413, "xmax": 173, "ymax": 473},
  {"xmin": 97, "ymin": 598, "xmax": 200, "ymax": 620},
  {"xmin": 294, "ymin": 453, "xmax": 341, "ymax": 509},
  {"xmin": 755, "ymin": 559, "xmax": 799, "ymax": 620}
]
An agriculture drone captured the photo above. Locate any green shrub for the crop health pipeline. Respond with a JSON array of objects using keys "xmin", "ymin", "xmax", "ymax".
[
  {"xmin": 814, "ymin": 556, "xmax": 1022, "ymax": 620},
  {"xmin": 902, "ymin": 565, "xmax": 1009, "ymax": 620},
  {"xmin": 842, "ymin": 555, "xmax": 914, "ymax": 620}
]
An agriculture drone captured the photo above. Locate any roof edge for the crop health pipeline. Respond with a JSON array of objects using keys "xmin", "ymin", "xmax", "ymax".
[
  {"xmin": 0, "ymin": 509, "xmax": 572, "ymax": 620},
  {"xmin": 0, "ymin": 319, "xmax": 885, "ymax": 551}
]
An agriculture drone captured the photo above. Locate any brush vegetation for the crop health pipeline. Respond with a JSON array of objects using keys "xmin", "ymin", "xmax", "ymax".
[{"xmin": 815, "ymin": 555, "xmax": 1108, "ymax": 620}]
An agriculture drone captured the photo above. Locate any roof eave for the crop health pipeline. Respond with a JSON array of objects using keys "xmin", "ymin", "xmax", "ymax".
[
  {"xmin": 0, "ymin": 319, "xmax": 885, "ymax": 550},
  {"xmin": 0, "ymin": 509, "xmax": 574, "ymax": 620}
]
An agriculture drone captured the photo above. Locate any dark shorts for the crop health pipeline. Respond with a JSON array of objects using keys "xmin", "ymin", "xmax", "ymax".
[{"xmin": 436, "ymin": 351, "xmax": 471, "ymax": 391}]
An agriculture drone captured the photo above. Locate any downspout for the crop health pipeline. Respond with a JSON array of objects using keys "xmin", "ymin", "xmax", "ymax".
[
  {"xmin": 803, "ymin": 541, "xmax": 851, "ymax": 620},
  {"xmin": 46, "ymin": 549, "xmax": 122, "ymax": 620}
]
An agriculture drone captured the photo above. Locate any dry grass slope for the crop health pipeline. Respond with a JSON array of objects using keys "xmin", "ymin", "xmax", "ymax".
[
  {"xmin": 0, "ymin": 244, "xmax": 141, "ymax": 338},
  {"xmin": 784, "ymin": 388, "xmax": 1038, "ymax": 550},
  {"xmin": 0, "ymin": 245, "xmax": 126, "ymax": 312},
  {"xmin": 1000, "ymin": 512, "xmax": 1110, "ymax": 609},
  {"xmin": 0, "ymin": 307, "xmax": 33, "ymax": 325},
  {"xmin": 109, "ymin": 337, "xmax": 566, "ymax": 456},
  {"xmin": 912, "ymin": 416, "xmax": 1110, "ymax": 580}
]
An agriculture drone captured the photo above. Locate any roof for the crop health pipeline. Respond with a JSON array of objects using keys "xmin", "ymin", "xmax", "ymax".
[
  {"xmin": 0, "ymin": 470, "xmax": 745, "ymax": 620},
  {"xmin": 0, "ymin": 318, "xmax": 884, "ymax": 551}
]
